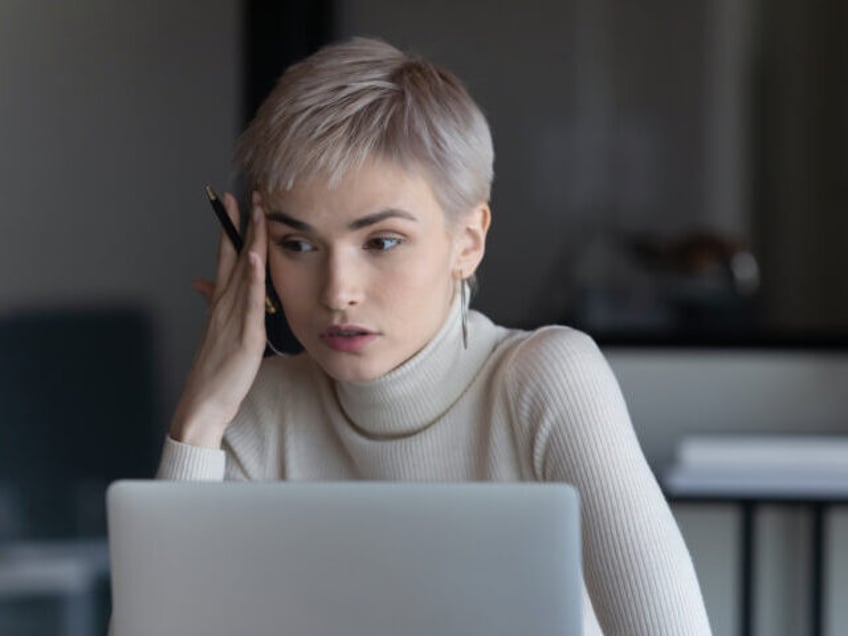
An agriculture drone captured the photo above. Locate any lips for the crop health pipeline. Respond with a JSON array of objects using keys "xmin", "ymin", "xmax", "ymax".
[
  {"xmin": 322, "ymin": 325, "xmax": 374, "ymax": 338},
  {"xmin": 320, "ymin": 324, "xmax": 379, "ymax": 353}
]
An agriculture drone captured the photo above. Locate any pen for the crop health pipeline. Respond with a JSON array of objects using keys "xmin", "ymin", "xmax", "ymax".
[
  {"xmin": 204, "ymin": 185, "xmax": 279, "ymax": 315},
  {"xmin": 205, "ymin": 185, "xmax": 243, "ymax": 252}
]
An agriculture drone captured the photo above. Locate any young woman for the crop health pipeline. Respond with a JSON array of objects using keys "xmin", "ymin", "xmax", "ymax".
[{"xmin": 160, "ymin": 37, "xmax": 712, "ymax": 635}]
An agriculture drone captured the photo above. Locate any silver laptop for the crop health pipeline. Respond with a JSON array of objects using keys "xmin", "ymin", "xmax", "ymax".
[{"xmin": 107, "ymin": 481, "xmax": 581, "ymax": 636}]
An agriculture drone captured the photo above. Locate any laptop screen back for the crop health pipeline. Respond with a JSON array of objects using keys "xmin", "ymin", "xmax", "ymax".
[{"xmin": 107, "ymin": 481, "xmax": 581, "ymax": 636}]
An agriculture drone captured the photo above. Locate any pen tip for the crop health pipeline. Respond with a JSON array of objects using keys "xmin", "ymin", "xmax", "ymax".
[{"xmin": 205, "ymin": 184, "xmax": 217, "ymax": 201}]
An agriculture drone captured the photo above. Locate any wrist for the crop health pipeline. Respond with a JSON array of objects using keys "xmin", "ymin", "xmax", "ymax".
[{"xmin": 170, "ymin": 401, "xmax": 229, "ymax": 449}]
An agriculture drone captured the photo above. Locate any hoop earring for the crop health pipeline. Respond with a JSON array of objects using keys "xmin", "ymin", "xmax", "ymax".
[{"xmin": 460, "ymin": 278, "xmax": 469, "ymax": 350}]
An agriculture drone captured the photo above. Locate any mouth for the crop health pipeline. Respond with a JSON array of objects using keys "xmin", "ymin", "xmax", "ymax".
[
  {"xmin": 322, "ymin": 325, "xmax": 375, "ymax": 337},
  {"xmin": 320, "ymin": 324, "xmax": 379, "ymax": 353}
]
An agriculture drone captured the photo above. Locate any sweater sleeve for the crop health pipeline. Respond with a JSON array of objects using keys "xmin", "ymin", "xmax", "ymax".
[
  {"xmin": 154, "ymin": 435, "xmax": 252, "ymax": 480},
  {"xmin": 507, "ymin": 328, "xmax": 712, "ymax": 635},
  {"xmin": 155, "ymin": 361, "xmax": 285, "ymax": 481}
]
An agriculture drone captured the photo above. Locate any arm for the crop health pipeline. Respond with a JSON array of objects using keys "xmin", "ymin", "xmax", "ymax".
[
  {"xmin": 154, "ymin": 435, "xmax": 251, "ymax": 481},
  {"xmin": 155, "ymin": 436, "xmax": 226, "ymax": 480},
  {"xmin": 156, "ymin": 192, "xmax": 268, "ymax": 481},
  {"xmin": 508, "ymin": 328, "xmax": 712, "ymax": 635},
  {"xmin": 170, "ymin": 192, "xmax": 269, "ymax": 450}
]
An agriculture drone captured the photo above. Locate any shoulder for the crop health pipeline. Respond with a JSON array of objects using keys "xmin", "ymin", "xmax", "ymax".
[
  {"xmin": 226, "ymin": 353, "xmax": 323, "ymax": 439},
  {"xmin": 494, "ymin": 324, "xmax": 627, "ymax": 436},
  {"xmin": 223, "ymin": 352, "xmax": 328, "ymax": 478},
  {"xmin": 493, "ymin": 325, "xmax": 633, "ymax": 481},
  {"xmin": 249, "ymin": 352, "xmax": 318, "ymax": 404},
  {"xmin": 498, "ymin": 325, "xmax": 613, "ymax": 394},
  {"xmin": 507, "ymin": 324, "xmax": 603, "ymax": 361}
]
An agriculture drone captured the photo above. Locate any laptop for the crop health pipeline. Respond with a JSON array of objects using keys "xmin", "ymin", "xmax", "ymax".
[{"xmin": 107, "ymin": 481, "xmax": 582, "ymax": 636}]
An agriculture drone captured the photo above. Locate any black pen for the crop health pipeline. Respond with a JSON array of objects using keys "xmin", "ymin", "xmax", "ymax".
[
  {"xmin": 204, "ymin": 185, "xmax": 279, "ymax": 315},
  {"xmin": 205, "ymin": 185, "xmax": 243, "ymax": 252}
]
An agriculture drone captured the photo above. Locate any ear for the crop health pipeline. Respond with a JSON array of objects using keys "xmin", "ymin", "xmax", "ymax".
[{"xmin": 452, "ymin": 203, "xmax": 491, "ymax": 278}]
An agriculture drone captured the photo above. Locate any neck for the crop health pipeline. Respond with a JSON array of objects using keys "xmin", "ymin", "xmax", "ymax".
[{"xmin": 331, "ymin": 297, "xmax": 500, "ymax": 438}]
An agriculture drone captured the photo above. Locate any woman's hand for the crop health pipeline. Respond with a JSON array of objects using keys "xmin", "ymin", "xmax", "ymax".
[{"xmin": 170, "ymin": 192, "xmax": 269, "ymax": 448}]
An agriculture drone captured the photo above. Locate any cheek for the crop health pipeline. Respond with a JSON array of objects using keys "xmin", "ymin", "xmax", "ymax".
[
  {"xmin": 379, "ymin": 253, "xmax": 452, "ymax": 301},
  {"xmin": 398, "ymin": 261, "xmax": 444, "ymax": 292},
  {"xmin": 268, "ymin": 257, "xmax": 311, "ymax": 310}
]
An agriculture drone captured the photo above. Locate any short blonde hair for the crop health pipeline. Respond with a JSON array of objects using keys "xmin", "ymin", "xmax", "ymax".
[{"xmin": 235, "ymin": 37, "xmax": 494, "ymax": 221}]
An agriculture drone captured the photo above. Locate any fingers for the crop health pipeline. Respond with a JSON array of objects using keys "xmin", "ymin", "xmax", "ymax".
[
  {"xmin": 206, "ymin": 191, "xmax": 268, "ymax": 333},
  {"xmin": 246, "ymin": 252, "xmax": 267, "ymax": 317},
  {"xmin": 192, "ymin": 279, "xmax": 215, "ymax": 305},
  {"xmin": 244, "ymin": 200, "xmax": 268, "ymax": 319},
  {"xmin": 213, "ymin": 193, "xmax": 241, "ymax": 292},
  {"xmin": 247, "ymin": 192, "xmax": 268, "ymax": 268}
]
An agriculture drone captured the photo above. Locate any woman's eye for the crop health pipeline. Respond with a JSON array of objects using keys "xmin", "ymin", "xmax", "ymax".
[
  {"xmin": 365, "ymin": 237, "xmax": 402, "ymax": 251},
  {"xmin": 277, "ymin": 238, "xmax": 315, "ymax": 253}
]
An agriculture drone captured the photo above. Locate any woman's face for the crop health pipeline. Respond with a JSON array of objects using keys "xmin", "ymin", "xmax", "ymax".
[{"xmin": 262, "ymin": 159, "xmax": 484, "ymax": 382}]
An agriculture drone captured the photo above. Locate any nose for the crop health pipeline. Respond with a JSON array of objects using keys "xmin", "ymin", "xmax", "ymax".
[{"xmin": 320, "ymin": 250, "xmax": 363, "ymax": 311}]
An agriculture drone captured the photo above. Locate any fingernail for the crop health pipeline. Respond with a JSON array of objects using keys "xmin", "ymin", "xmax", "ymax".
[{"xmin": 253, "ymin": 206, "xmax": 262, "ymax": 223}]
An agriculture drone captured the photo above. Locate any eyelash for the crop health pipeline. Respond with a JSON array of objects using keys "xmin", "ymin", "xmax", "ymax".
[
  {"xmin": 276, "ymin": 238, "xmax": 315, "ymax": 253},
  {"xmin": 364, "ymin": 236, "xmax": 403, "ymax": 251},
  {"xmin": 275, "ymin": 236, "xmax": 404, "ymax": 254}
]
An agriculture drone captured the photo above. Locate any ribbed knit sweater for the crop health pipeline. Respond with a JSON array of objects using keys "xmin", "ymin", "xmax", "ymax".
[{"xmin": 157, "ymin": 301, "xmax": 712, "ymax": 635}]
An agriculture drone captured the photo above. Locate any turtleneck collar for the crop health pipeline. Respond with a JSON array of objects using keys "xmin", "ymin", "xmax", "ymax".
[{"xmin": 332, "ymin": 296, "xmax": 503, "ymax": 439}]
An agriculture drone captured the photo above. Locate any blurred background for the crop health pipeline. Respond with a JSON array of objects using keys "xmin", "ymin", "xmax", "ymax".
[{"xmin": 1, "ymin": 1, "xmax": 846, "ymax": 634}]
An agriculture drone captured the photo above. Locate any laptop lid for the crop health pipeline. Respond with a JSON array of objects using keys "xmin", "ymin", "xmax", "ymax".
[{"xmin": 107, "ymin": 481, "xmax": 581, "ymax": 636}]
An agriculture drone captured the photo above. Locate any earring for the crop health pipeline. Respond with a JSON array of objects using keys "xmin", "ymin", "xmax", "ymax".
[{"xmin": 460, "ymin": 277, "xmax": 469, "ymax": 350}]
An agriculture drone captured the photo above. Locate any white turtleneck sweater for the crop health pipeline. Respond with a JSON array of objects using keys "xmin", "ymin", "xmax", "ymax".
[{"xmin": 157, "ymin": 303, "xmax": 712, "ymax": 635}]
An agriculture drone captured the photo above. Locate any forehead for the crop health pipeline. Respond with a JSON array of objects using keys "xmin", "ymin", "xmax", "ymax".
[{"xmin": 266, "ymin": 159, "xmax": 446, "ymax": 225}]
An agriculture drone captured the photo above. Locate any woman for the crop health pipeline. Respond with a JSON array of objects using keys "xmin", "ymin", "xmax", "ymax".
[{"xmin": 160, "ymin": 37, "xmax": 712, "ymax": 634}]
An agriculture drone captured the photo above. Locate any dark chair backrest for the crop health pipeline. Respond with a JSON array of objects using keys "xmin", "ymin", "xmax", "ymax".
[{"xmin": 0, "ymin": 306, "xmax": 160, "ymax": 538}]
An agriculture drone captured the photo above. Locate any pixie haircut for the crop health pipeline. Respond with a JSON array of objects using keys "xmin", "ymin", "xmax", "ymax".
[{"xmin": 235, "ymin": 37, "xmax": 494, "ymax": 222}]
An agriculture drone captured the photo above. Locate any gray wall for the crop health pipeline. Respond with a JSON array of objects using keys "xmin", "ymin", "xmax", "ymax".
[
  {"xmin": 0, "ymin": 0, "xmax": 241, "ymax": 428},
  {"xmin": 338, "ymin": 0, "xmax": 724, "ymax": 327}
]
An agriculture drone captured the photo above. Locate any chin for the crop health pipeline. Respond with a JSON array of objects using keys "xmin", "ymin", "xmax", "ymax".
[{"xmin": 314, "ymin": 355, "xmax": 390, "ymax": 383}]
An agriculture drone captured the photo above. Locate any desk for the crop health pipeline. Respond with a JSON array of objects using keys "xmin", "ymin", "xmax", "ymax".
[
  {"xmin": 0, "ymin": 540, "xmax": 109, "ymax": 636},
  {"xmin": 664, "ymin": 469, "xmax": 848, "ymax": 636}
]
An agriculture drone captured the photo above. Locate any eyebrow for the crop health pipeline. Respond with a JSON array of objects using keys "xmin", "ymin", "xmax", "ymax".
[{"xmin": 266, "ymin": 208, "xmax": 418, "ymax": 232}]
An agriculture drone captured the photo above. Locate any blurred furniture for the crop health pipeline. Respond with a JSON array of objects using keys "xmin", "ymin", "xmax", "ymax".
[
  {"xmin": 0, "ymin": 540, "xmax": 109, "ymax": 636},
  {"xmin": 0, "ymin": 306, "xmax": 160, "ymax": 538},
  {"xmin": 0, "ymin": 306, "xmax": 160, "ymax": 634},
  {"xmin": 665, "ymin": 437, "xmax": 848, "ymax": 636}
]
